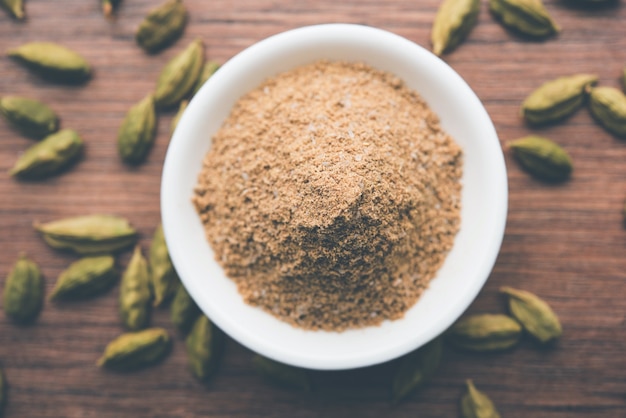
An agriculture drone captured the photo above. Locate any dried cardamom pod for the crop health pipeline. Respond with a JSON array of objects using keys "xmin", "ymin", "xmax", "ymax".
[
  {"xmin": 521, "ymin": 74, "xmax": 598, "ymax": 125},
  {"xmin": 119, "ymin": 246, "xmax": 151, "ymax": 331},
  {"xmin": 447, "ymin": 314, "xmax": 522, "ymax": 352},
  {"xmin": 150, "ymin": 223, "xmax": 179, "ymax": 307},
  {"xmin": 171, "ymin": 282, "xmax": 200, "ymax": 333},
  {"xmin": 1, "ymin": 0, "xmax": 24, "ymax": 19},
  {"xmin": 508, "ymin": 135, "xmax": 573, "ymax": 182},
  {"xmin": 117, "ymin": 94, "xmax": 157, "ymax": 164},
  {"xmin": 97, "ymin": 328, "xmax": 171, "ymax": 371},
  {"xmin": 136, "ymin": 0, "xmax": 187, "ymax": 53},
  {"xmin": 185, "ymin": 315, "xmax": 224, "ymax": 381},
  {"xmin": 2, "ymin": 254, "xmax": 44, "ymax": 323},
  {"xmin": 102, "ymin": 0, "xmax": 121, "ymax": 18},
  {"xmin": 391, "ymin": 337, "xmax": 442, "ymax": 404},
  {"xmin": 0, "ymin": 365, "xmax": 5, "ymax": 415},
  {"xmin": 34, "ymin": 214, "xmax": 137, "ymax": 255},
  {"xmin": 0, "ymin": 96, "xmax": 59, "ymax": 139},
  {"xmin": 431, "ymin": 0, "xmax": 480, "ymax": 56},
  {"xmin": 154, "ymin": 39, "xmax": 204, "ymax": 108},
  {"xmin": 500, "ymin": 287, "xmax": 561, "ymax": 343},
  {"xmin": 252, "ymin": 355, "xmax": 311, "ymax": 392},
  {"xmin": 489, "ymin": 0, "xmax": 559, "ymax": 38},
  {"xmin": 7, "ymin": 42, "xmax": 91, "ymax": 82},
  {"xmin": 9, "ymin": 129, "xmax": 83, "ymax": 179},
  {"xmin": 588, "ymin": 86, "xmax": 626, "ymax": 138},
  {"xmin": 461, "ymin": 380, "xmax": 501, "ymax": 418},
  {"xmin": 170, "ymin": 99, "xmax": 188, "ymax": 135},
  {"xmin": 192, "ymin": 61, "xmax": 220, "ymax": 96},
  {"xmin": 50, "ymin": 256, "xmax": 117, "ymax": 301}
]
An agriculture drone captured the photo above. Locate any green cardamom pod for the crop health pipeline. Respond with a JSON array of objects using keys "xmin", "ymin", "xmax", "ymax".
[
  {"xmin": 9, "ymin": 129, "xmax": 83, "ymax": 180},
  {"xmin": 431, "ymin": 0, "xmax": 480, "ymax": 56},
  {"xmin": 192, "ymin": 61, "xmax": 220, "ymax": 96},
  {"xmin": 185, "ymin": 315, "xmax": 223, "ymax": 381},
  {"xmin": 150, "ymin": 223, "xmax": 179, "ymax": 307},
  {"xmin": 50, "ymin": 255, "xmax": 117, "ymax": 301},
  {"xmin": 117, "ymin": 94, "xmax": 157, "ymax": 164},
  {"xmin": 136, "ymin": 0, "xmax": 187, "ymax": 53},
  {"xmin": 521, "ymin": 74, "xmax": 598, "ymax": 125},
  {"xmin": 154, "ymin": 39, "xmax": 204, "ymax": 108},
  {"xmin": 102, "ymin": 0, "xmax": 121, "ymax": 18},
  {"xmin": 97, "ymin": 328, "xmax": 171, "ymax": 371},
  {"xmin": 0, "ymin": 96, "xmax": 59, "ymax": 139},
  {"xmin": 622, "ymin": 67, "xmax": 626, "ymax": 93},
  {"xmin": 508, "ymin": 135, "xmax": 573, "ymax": 182},
  {"xmin": 500, "ymin": 287, "xmax": 561, "ymax": 343},
  {"xmin": 2, "ymin": 254, "xmax": 44, "ymax": 323},
  {"xmin": 34, "ymin": 214, "xmax": 137, "ymax": 255},
  {"xmin": 119, "ymin": 246, "xmax": 152, "ymax": 331},
  {"xmin": 252, "ymin": 355, "xmax": 311, "ymax": 392},
  {"xmin": 1, "ymin": 0, "xmax": 24, "ymax": 19},
  {"xmin": 171, "ymin": 282, "xmax": 200, "ymax": 333},
  {"xmin": 391, "ymin": 337, "xmax": 442, "ymax": 404},
  {"xmin": 588, "ymin": 86, "xmax": 626, "ymax": 138},
  {"xmin": 170, "ymin": 99, "xmax": 188, "ymax": 135},
  {"xmin": 489, "ymin": 0, "xmax": 559, "ymax": 38},
  {"xmin": 7, "ymin": 42, "xmax": 91, "ymax": 82},
  {"xmin": 447, "ymin": 314, "xmax": 522, "ymax": 352},
  {"xmin": 461, "ymin": 380, "xmax": 501, "ymax": 418},
  {"xmin": 0, "ymin": 365, "xmax": 5, "ymax": 415}
]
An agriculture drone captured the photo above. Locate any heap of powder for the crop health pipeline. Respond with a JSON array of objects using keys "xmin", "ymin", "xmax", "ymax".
[{"xmin": 193, "ymin": 61, "xmax": 462, "ymax": 331}]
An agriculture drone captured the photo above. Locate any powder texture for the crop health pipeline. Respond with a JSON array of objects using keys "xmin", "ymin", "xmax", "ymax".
[{"xmin": 193, "ymin": 61, "xmax": 462, "ymax": 331}]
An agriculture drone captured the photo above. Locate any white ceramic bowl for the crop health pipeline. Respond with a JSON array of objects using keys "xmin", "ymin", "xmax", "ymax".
[{"xmin": 161, "ymin": 24, "xmax": 507, "ymax": 370}]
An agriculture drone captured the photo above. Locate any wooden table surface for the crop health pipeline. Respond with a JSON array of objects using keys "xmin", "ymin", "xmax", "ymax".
[{"xmin": 1, "ymin": 0, "xmax": 625, "ymax": 417}]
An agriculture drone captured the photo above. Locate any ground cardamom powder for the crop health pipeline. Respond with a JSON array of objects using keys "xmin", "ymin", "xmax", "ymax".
[{"xmin": 193, "ymin": 61, "xmax": 462, "ymax": 331}]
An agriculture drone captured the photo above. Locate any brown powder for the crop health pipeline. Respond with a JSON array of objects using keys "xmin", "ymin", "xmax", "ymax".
[{"xmin": 192, "ymin": 61, "xmax": 462, "ymax": 331}]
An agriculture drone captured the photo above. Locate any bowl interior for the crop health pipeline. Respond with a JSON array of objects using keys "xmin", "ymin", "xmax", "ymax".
[{"xmin": 161, "ymin": 24, "xmax": 507, "ymax": 370}]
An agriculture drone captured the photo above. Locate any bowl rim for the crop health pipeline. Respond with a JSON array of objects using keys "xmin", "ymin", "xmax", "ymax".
[{"xmin": 161, "ymin": 23, "xmax": 508, "ymax": 370}]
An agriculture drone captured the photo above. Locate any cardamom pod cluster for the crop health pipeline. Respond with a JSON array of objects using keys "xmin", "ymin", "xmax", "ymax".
[
  {"xmin": 1, "ymin": 0, "xmax": 24, "ymax": 19},
  {"xmin": 0, "ymin": 96, "xmax": 59, "ymax": 138},
  {"xmin": 461, "ymin": 380, "xmax": 501, "ymax": 418},
  {"xmin": 0, "ymin": 365, "xmax": 5, "ymax": 415},
  {"xmin": 489, "ymin": 0, "xmax": 559, "ymax": 38},
  {"xmin": 119, "ymin": 246, "xmax": 152, "ymax": 330},
  {"xmin": 588, "ymin": 86, "xmax": 626, "ymax": 138},
  {"xmin": 50, "ymin": 255, "xmax": 117, "ymax": 301},
  {"xmin": 136, "ymin": 0, "xmax": 187, "ymax": 53},
  {"xmin": 431, "ymin": 0, "xmax": 480, "ymax": 56},
  {"xmin": 35, "ymin": 214, "xmax": 137, "ymax": 255},
  {"xmin": 447, "ymin": 314, "xmax": 522, "ymax": 351},
  {"xmin": 10, "ymin": 129, "xmax": 83, "ymax": 179},
  {"xmin": 8, "ymin": 42, "xmax": 91, "ymax": 82},
  {"xmin": 97, "ymin": 328, "xmax": 171, "ymax": 371},
  {"xmin": 192, "ymin": 61, "xmax": 220, "ymax": 95},
  {"xmin": 508, "ymin": 135, "xmax": 573, "ymax": 182},
  {"xmin": 2, "ymin": 255, "xmax": 44, "ymax": 323},
  {"xmin": 186, "ymin": 315, "xmax": 223, "ymax": 381},
  {"xmin": 501, "ymin": 287, "xmax": 562, "ymax": 343},
  {"xmin": 252, "ymin": 355, "xmax": 311, "ymax": 392},
  {"xmin": 521, "ymin": 74, "xmax": 598, "ymax": 125},
  {"xmin": 150, "ymin": 223, "xmax": 180, "ymax": 307},
  {"xmin": 154, "ymin": 39, "xmax": 204, "ymax": 108},
  {"xmin": 170, "ymin": 282, "xmax": 200, "ymax": 333},
  {"xmin": 170, "ymin": 99, "xmax": 188, "ymax": 135},
  {"xmin": 391, "ymin": 338, "xmax": 442, "ymax": 404},
  {"xmin": 117, "ymin": 94, "xmax": 157, "ymax": 164}
]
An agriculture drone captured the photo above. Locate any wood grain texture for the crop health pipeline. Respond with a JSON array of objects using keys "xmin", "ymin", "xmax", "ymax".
[{"xmin": 1, "ymin": 0, "xmax": 625, "ymax": 417}]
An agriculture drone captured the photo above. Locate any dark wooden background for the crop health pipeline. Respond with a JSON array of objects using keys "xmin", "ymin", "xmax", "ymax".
[{"xmin": 1, "ymin": 0, "xmax": 625, "ymax": 416}]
